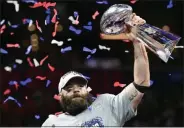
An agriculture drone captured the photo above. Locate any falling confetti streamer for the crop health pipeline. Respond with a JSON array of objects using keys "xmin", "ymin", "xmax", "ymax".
[
  {"xmin": 29, "ymin": 2, "xmax": 56, "ymax": 9},
  {"xmin": 52, "ymin": 21, "xmax": 59, "ymax": 37},
  {"xmin": 83, "ymin": 47, "xmax": 97, "ymax": 54},
  {"xmin": 61, "ymin": 46, "xmax": 72, "ymax": 53},
  {"xmin": 92, "ymin": 11, "xmax": 99, "ymax": 20},
  {"xmin": 51, "ymin": 39, "xmax": 63, "ymax": 46},
  {"xmin": 7, "ymin": 0, "xmax": 19, "ymax": 12},
  {"xmin": 0, "ymin": 48, "xmax": 8, "ymax": 54},
  {"xmin": 6, "ymin": 43, "xmax": 20, "ymax": 48},
  {"xmin": 0, "ymin": 19, "xmax": 5, "ymax": 25},
  {"xmin": 36, "ymin": 76, "xmax": 47, "ymax": 80},
  {"xmin": 40, "ymin": 55, "xmax": 49, "ymax": 65},
  {"xmin": 33, "ymin": 58, "xmax": 39, "ymax": 67},
  {"xmin": 96, "ymin": 0, "xmax": 108, "ymax": 4},
  {"xmin": 48, "ymin": 63, "xmax": 55, "ymax": 72},
  {"xmin": 113, "ymin": 81, "xmax": 126, "ymax": 88},
  {"xmin": 27, "ymin": 57, "xmax": 34, "ymax": 67},
  {"xmin": 20, "ymin": 78, "xmax": 32, "ymax": 86},
  {"xmin": 4, "ymin": 66, "xmax": 12, "ymax": 72},
  {"xmin": 3, "ymin": 96, "xmax": 22, "ymax": 107},
  {"xmin": 35, "ymin": 115, "xmax": 40, "ymax": 119},
  {"xmin": 69, "ymin": 25, "xmax": 82, "ymax": 35},
  {"xmin": 98, "ymin": 45, "xmax": 110, "ymax": 51},
  {"xmin": 25, "ymin": 45, "xmax": 32, "ymax": 55},
  {"xmin": 3, "ymin": 89, "xmax": 11, "ymax": 95},
  {"xmin": 46, "ymin": 80, "xmax": 51, "ymax": 87},
  {"xmin": 167, "ymin": 0, "xmax": 173, "ymax": 9},
  {"xmin": 36, "ymin": 20, "xmax": 42, "ymax": 33},
  {"xmin": 51, "ymin": 8, "xmax": 57, "ymax": 23}
]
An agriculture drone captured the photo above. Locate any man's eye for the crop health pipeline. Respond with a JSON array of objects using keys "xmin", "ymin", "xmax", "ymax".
[{"xmin": 67, "ymin": 88, "xmax": 72, "ymax": 92}]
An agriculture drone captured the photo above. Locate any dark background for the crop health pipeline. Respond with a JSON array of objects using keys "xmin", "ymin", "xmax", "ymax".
[{"xmin": 0, "ymin": 0, "xmax": 183, "ymax": 126}]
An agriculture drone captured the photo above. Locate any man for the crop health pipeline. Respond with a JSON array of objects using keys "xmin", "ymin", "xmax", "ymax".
[{"xmin": 42, "ymin": 13, "xmax": 150, "ymax": 127}]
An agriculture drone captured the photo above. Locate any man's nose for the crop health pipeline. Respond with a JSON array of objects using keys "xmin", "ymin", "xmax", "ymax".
[{"xmin": 73, "ymin": 88, "xmax": 80, "ymax": 93}]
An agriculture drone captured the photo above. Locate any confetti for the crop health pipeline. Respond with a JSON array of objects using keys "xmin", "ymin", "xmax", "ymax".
[
  {"xmin": 130, "ymin": 0, "xmax": 138, "ymax": 4},
  {"xmin": 27, "ymin": 57, "xmax": 34, "ymax": 67},
  {"xmin": 8, "ymin": 81, "xmax": 19, "ymax": 90},
  {"xmin": 150, "ymin": 80, "xmax": 154, "ymax": 86},
  {"xmin": 0, "ymin": 19, "xmax": 5, "ymax": 25},
  {"xmin": 113, "ymin": 81, "xmax": 126, "ymax": 88},
  {"xmin": 125, "ymin": 50, "xmax": 129, "ymax": 53},
  {"xmin": 54, "ymin": 94, "xmax": 60, "ymax": 101},
  {"xmin": 29, "ymin": 2, "xmax": 56, "ymax": 9},
  {"xmin": 36, "ymin": 76, "xmax": 46, "ymax": 80},
  {"xmin": 13, "ymin": 64, "xmax": 17, "ymax": 69},
  {"xmin": 20, "ymin": 78, "xmax": 32, "ymax": 86},
  {"xmin": 22, "ymin": 0, "xmax": 37, "ymax": 4},
  {"xmin": 167, "ymin": 0, "xmax": 173, "ymax": 9},
  {"xmin": 0, "ymin": 24, "xmax": 6, "ymax": 34},
  {"xmin": 7, "ymin": 0, "xmax": 19, "ymax": 12},
  {"xmin": 10, "ymin": 32, "xmax": 14, "ymax": 35},
  {"xmin": 4, "ymin": 89, "xmax": 11, "ymax": 95},
  {"xmin": 4, "ymin": 66, "xmax": 12, "ymax": 72},
  {"xmin": 3, "ymin": 96, "xmax": 22, "ymax": 107},
  {"xmin": 86, "ymin": 55, "xmax": 91, "ymax": 59},
  {"xmin": 69, "ymin": 25, "xmax": 82, "ymax": 35},
  {"xmin": 74, "ymin": 11, "xmax": 78, "ymax": 18},
  {"xmin": 25, "ymin": 45, "xmax": 32, "ymax": 55},
  {"xmin": 11, "ymin": 24, "xmax": 19, "ymax": 28},
  {"xmin": 51, "ymin": 39, "xmax": 63, "ymax": 46},
  {"xmin": 68, "ymin": 16, "xmax": 79, "ymax": 25},
  {"xmin": 67, "ymin": 38, "xmax": 72, "ymax": 41},
  {"xmin": 52, "ymin": 21, "xmax": 59, "ymax": 37},
  {"xmin": 28, "ymin": 20, "xmax": 33, "ymax": 27},
  {"xmin": 96, "ymin": 0, "xmax": 108, "ymax": 4},
  {"xmin": 51, "ymin": 8, "xmax": 57, "ymax": 23},
  {"xmin": 0, "ymin": 48, "xmax": 8, "ymax": 54},
  {"xmin": 6, "ymin": 43, "xmax": 20, "ymax": 48},
  {"xmin": 40, "ymin": 55, "xmax": 48, "ymax": 65},
  {"xmin": 35, "ymin": 115, "xmax": 40, "ymax": 119},
  {"xmin": 83, "ymin": 47, "xmax": 97, "ymax": 54},
  {"xmin": 175, "ymin": 46, "xmax": 184, "ymax": 48},
  {"xmin": 22, "ymin": 18, "xmax": 32, "ymax": 24},
  {"xmin": 98, "ymin": 45, "xmax": 110, "ymax": 51},
  {"xmin": 83, "ymin": 25, "xmax": 92, "ymax": 31},
  {"xmin": 33, "ymin": 58, "xmax": 39, "ymax": 67},
  {"xmin": 46, "ymin": 80, "xmax": 51, "ymax": 87},
  {"xmin": 36, "ymin": 20, "xmax": 42, "ymax": 33},
  {"xmin": 92, "ymin": 11, "xmax": 99, "ymax": 20},
  {"xmin": 48, "ymin": 63, "xmax": 55, "ymax": 72},
  {"xmin": 40, "ymin": 37, "xmax": 44, "ymax": 41},
  {"xmin": 61, "ymin": 46, "xmax": 72, "ymax": 53},
  {"xmin": 45, "ymin": 15, "xmax": 50, "ymax": 25},
  {"xmin": 25, "ymin": 96, "xmax": 28, "ymax": 99}
]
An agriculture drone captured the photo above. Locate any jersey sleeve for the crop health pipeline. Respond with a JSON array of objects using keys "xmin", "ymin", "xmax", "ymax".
[
  {"xmin": 41, "ymin": 115, "xmax": 57, "ymax": 127},
  {"xmin": 109, "ymin": 83, "xmax": 138, "ymax": 125}
]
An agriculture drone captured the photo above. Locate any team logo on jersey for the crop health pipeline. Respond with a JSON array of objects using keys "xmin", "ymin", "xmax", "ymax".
[{"xmin": 81, "ymin": 117, "xmax": 104, "ymax": 127}]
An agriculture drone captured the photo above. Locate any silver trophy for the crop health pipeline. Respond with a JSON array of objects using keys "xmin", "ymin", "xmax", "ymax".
[{"xmin": 100, "ymin": 4, "xmax": 181, "ymax": 63}]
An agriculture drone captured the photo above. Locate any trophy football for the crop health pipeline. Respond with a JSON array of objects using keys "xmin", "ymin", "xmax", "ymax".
[{"xmin": 100, "ymin": 4, "xmax": 181, "ymax": 63}]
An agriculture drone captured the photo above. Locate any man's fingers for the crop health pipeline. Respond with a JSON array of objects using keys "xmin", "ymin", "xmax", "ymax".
[{"xmin": 100, "ymin": 33, "xmax": 129, "ymax": 40}]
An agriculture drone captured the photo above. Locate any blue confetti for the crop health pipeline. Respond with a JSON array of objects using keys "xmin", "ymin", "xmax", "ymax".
[
  {"xmin": 46, "ymin": 8, "xmax": 51, "ymax": 14},
  {"xmin": 13, "ymin": 64, "xmax": 17, "ymax": 69},
  {"xmin": 21, "ymin": 0, "xmax": 37, "ymax": 3},
  {"xmin": 45, "ymin": 15, "xmax": 51, "ymax": 25},
  {"xmin": 61, "ymin": 46, "xmax": 72, "ymax": 53},
  {"xmin": 20, "ymin": 78, "xmax": 32, "ymax": 86},
  {"xmin": 3, "ymin": 96, "xmax": 22, "ymax": 107},
  {"xmin": 74, "ymin": 11, "xmax": 78, "ymax": 18},
  {"xmin": 46, "ymin": 80, "xmax": 51, "ymax": 87},
  {"xmin": 11, "ymin": 25, "xmax": 19, "ymax": 28},
  {"xmin": 40, "ymin": 37, "xmax": 44, "ymax": 41},
  {"xmin": 9, "ymin": 80, "xmax": 17, "ymax": 85},
  {"xmin": 69, "ymin": 25, "xmax": 82, "ymax": 35},
  {"xmin": 25, "ymin": 45, "xmax": 32, "ymax": 55},
  {"xmin": 87, "ymin": 22, "xmax": 92, "ymax": 26},
  {"xmin": 0, "ymin": 48, "xmax": 8, "ymax": 54},
  {"xmin": 150, "ymin": 80, "xmax": 154, "ymax": 86},
  {"xmin": 35, "ymin": 115, "xmax": 40, "ymax": 119},
  {"xmin": 83, "ymin": 25, "xmax": 92, "ymax": 31},
  {"xmin": 96, "ymin": 0, "xmax": 108, "ymax": 4}
]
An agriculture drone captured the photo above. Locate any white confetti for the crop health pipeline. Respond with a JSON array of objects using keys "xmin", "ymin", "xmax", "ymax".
[
  {"xmin": 28, "ymin": 20, "xmax": 33, "ymax": 27},
  {"xmin": 4, "ymin": 66, "xmax": 12, "ymax": 72},
  {"xmin": 68, "ymin": 16, "xmax": 79, "ymax": 25},
  {"xmin": 98, "ymin": 45, "xmax": 110, "ymax": 51},
  {"xmin": 0, "ymin": 19, "xmax": 5, "ymax": 25},
  {"xmin": 51, "ymin": 39, "xmax": 64, "ymax": 46},
  {"xmin": 87, "ymin": 87, "xmax": 92, "ymax": 92},
  {"xmin": 67, "ymin": 38, "xmax": 72, "ymax": 41},
  {"xmin": 33, "ymin": 58, "xmax": 39, "ymax": 67},
  {"xmin": 15, "ymin": 59, "xmax": 23, "ymax": 64},
  {"xmin": 175, "ymin": 46, "xmax": 184, "ymax": 48},
  {"xmin": 125, "ymin": 50, "xmax": 129, "ymax": 53},
  {"xmin": 7, "ymin": 0, "xmax": 19, "ymax": 12}
]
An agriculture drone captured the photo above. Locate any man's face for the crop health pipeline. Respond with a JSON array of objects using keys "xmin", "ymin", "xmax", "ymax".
[{"xmin": 59, "ymin": 78, "xmax": 89, "ymax": 115}]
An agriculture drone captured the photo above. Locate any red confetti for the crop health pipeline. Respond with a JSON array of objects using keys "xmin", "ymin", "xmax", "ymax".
[
  {"xmin": 92, "ymin": 11, "xmax": 99, "ymax": 20},
  {"xmin": 6, "ymin": 43, "xmax": 20, "ymax": 48},
  {"xmin": 4, "ymin": 89, "xmax": 11, "ymax": 95},
  {"xmin": 52, "ymin": 21, "xmax": 59, "ymax": 37},
  {"xmin": 36, "ymin": 76, "xmax": 47, "ymax": 81},
  {"xmin": 40, "ymin": 55, "xmax": 49, "ymax": 66},
  {"xmin": 54, "ymin": 94, "xmax": 60, "ymax": 101},
  {"xmin": 30, "ymin": 2, "xmax": 56, "ymax": 9},
  {"xmin": 48, "ymin": 63, "xmax": 55, "ymax": 72},
  {"xmin": 10, "ymin": 32, "xmax": 14, "ymax": 35},
  {"xmin": 130, "ymin": 0, "xmax": 137, "ymax": 4},
  {"xmin": 51, "ymin": 9, "xmax": 57, "ymax": 23},
  {"xmin": 14, "ymin": 83, "xmax": 19, "ymax": 90},
  {"xmin": 74, "ymin": 16, "xmax": 79, "ymax": 25},
  {"xmin": 55, "ymin": 111, "xmax": 63, "ymax": 116},
  {"xmin": 114, "ymin": 81, "xmax": 126, "ymax": 88},
  {"xmin": 0, "ymin": 24, "xmax": 6, "ymax": 34},
  {"xmin": 36, "ymin": 20, "xmax": 42, "ymax": 33},
  {"xmin": 27, "ymin": 57, "xmax": 34, "ymax": 67}
]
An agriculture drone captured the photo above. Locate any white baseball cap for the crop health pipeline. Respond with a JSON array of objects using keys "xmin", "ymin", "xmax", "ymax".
[{"xmin": 58, "ymin": 71, "xmax": 88, "ymax": 93}]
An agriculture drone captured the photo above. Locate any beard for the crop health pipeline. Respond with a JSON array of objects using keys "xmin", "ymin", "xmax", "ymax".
[{"xmin": 60, "ymin": 93, "xmax": 90, "ymax": 116}]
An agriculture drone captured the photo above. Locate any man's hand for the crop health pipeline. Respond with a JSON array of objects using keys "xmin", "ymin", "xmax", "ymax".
[{"xmin": 100, "ymin": 13, "xmax": 146, "ymax": 42}]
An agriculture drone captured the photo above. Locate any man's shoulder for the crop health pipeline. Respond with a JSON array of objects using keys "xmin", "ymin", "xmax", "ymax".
[{"xmin": 96, "ymin": 93, "xmax": 115, "ymax": 100}]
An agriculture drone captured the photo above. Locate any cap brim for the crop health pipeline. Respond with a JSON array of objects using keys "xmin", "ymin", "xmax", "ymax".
[{"xmin": 64, "ymin": 76, "xmax": 88, "ymax": 89}]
